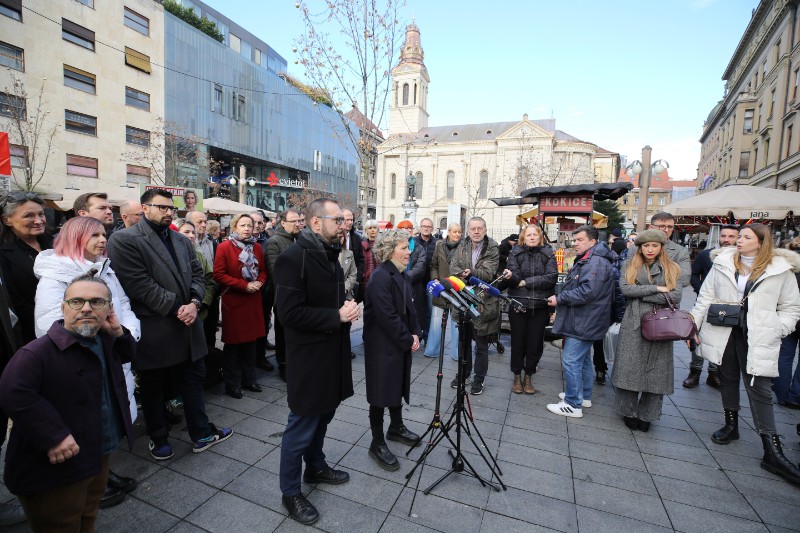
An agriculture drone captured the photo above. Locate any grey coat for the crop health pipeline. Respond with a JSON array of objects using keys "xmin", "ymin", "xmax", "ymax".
[
  {"xmin": 107, "ymin": 219, "xmax": 207, "ymax": 370},
  {"xmin": 611, "ymin": 260, "xmax": 688, "ymax": 395}
]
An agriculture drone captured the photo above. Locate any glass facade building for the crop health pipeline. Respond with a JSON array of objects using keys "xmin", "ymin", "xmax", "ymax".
[{"xmin": 163, "ymin": 7, "xmax": 358, "ymax": 211}]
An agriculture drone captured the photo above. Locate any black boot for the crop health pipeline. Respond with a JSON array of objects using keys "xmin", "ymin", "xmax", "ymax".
[
  {"xmin": 99, "ymin": 485, "xmax": 125, "ymax": 509},
  {"xmin": 760, "ymin": 433, "xmax": 800, "ymax": 486},
  {"xmin": 682, "ymin": 368, "xmax": 701, "ymax": 388},
  {"xmin": 368, "ymin": 439, "xmax": 400, "ymax": 471},
  {"xmin": 107, "ymin": 469, "xmax": 137, "ymax": 493},
  {"xmin": 386, "ymin": 424, "xmax": 420, "ymax": 446},
  {"xmin": 711, "ymin": 409, "xmax": 739, "ymax": 445}
]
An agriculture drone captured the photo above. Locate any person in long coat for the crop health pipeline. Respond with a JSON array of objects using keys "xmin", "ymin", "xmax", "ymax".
[
  {"xmin": 213, "ymin": 213, "xmax": 266, "ymax": 398},
  {"xmin": 424, "ymin": 223, "xmax": 462, "ymax": 360},
  {"xmin": 363, "ymin": 229, "xmax": 423, "ymax": 471},
  {"xmin": 612, "ymin": 230, "xmax": 686, "ymax": 432}
]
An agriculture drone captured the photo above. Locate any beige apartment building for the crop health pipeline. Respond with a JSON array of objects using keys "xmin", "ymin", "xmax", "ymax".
[
  {"xmin": 699, "ymin": 0, "xmax": 800, "ymax": 193},
  {"xmin": 0, "ymin": 0, "xmax": 164, "ymax": 199},
  {"xmin": 377, "ymin": 23, "xmax": 619, "ymax": 237}
]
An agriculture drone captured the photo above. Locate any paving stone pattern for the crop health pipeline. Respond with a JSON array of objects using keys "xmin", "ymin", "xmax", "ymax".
[{"xmin": 2, "ymin": 288, "xmax": 799, "ymax": 532}]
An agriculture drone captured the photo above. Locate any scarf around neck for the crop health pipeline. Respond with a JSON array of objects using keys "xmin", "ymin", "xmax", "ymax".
[{"xmin": 228, "ymin": 232, "xmax": 259, "ymax": 281}]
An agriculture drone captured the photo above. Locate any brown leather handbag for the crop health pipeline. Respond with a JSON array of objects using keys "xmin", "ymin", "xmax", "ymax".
[{"xmin": 641, "ymin": 293, "xmax": 697, "ymax": 342}]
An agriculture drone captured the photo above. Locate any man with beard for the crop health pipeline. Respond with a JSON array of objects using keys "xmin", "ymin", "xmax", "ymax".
[
  {"xmin": 0, "ymin": 274, "xmax": 135, "ymax": 531},
  {"xmin": 74, "ymin": 193, "xmax": 114, "ymax": 231},
  {"xmin": 413, "ymin": 218, "xmax": 438, "ymax": 343},
  {"xmin": 341, "ymin": 208, "xmax": 365, "ymax": 302},
  {"xmin": 273, "ymin": 198, "xmax": 358, "ymax": 525},
  {"xmin": 107, "ymin": 189, "xmax": 231, "ymax": 461}
]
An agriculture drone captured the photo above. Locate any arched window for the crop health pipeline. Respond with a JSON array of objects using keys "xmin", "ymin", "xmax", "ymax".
[
  {"xmin": 402, "ymin": 84, "xmax": 409, "ymax": 106},
  {"xmin": 390, "ymin": 173, "xmax": 396, "ymax": 199},
  {"xmin": 447, "ymin": 171, "xmax": 455, "ymax": 199},
  {"xmin": 413, "ymin": 83, "xmax": 417, "ymax": 105},
  {"xmin": 389, "ymin": 214, "xmax": 395, "ymax": 225},
  {"xmin": 479, "ymin": 170, "xmax": 488, "ymax": 199},
  {"xmin": 438, "ymin": 217, "xmax": 447, "ymax": 230},
  {"xmin": 394, "ymin": 82, "xmax": 398, "ymax": 107},
  {"xmin": 415, "ymin": 171, "xmax": 423, "ymax": 199}
]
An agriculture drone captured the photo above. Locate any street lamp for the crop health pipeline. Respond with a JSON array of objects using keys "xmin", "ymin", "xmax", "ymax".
[
  {"xmin": 625, "ymin": 146, "xmax": 669, "ymax": 232},
  {"xmin": 228, "ymin": 163, "xmax": 256, "ymax": 203}
]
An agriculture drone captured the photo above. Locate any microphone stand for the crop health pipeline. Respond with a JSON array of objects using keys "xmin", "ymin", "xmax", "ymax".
[{"xmin": 403, "ymin": 304, "xmax": 505, "ymax": 516}]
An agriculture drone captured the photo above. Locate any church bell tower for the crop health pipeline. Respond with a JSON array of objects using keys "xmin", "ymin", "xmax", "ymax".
[{"xmin": 388, "ymin": 22, "xmax": 429, "ymax": 134}]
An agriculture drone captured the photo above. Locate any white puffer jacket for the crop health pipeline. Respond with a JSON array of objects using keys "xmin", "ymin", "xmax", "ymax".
[
  {"xmin": 689, "ymin": 247, "xmax": 800, "ymax": 377},
  {"xmin": 33, "ymin": 250, "xmax": 141, "ymax": 421}
]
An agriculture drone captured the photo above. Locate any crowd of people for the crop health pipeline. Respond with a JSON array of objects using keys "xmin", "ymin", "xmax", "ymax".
[{"xmin": 0, "ymin": 189, "xmax": 799, "ymax": 530}]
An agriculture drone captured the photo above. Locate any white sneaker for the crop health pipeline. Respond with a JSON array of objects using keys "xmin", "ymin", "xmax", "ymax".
[
  {"xmin": 547, "ymin": 400, "xmax": 583, "ymax": 418},
  {"xmin": 559, "ymin": 392, "xmax": 591, "ymax": 408}
]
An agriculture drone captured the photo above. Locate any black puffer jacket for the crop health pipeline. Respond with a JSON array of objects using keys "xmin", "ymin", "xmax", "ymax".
[{"xmin": 506, "ymin": 245, "xmax": 558, "ymax": 309}]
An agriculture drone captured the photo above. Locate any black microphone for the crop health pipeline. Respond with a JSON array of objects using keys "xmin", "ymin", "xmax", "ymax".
[
  {"xmin": 469, "ymin": 276, "xmax": 526, "ymax": 310},
  {"xmin": 427, "ymin": 280, "xmax": 479, "ymax": 319},
  {"xmin": 437, "ymin": 279, "xmax": 472, "ymax": 310},
  {"xmin": 444, "ymin": 276, "xmax": 484, "ymax": 307}
]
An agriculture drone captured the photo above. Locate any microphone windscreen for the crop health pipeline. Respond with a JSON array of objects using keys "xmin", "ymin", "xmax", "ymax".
[
  {"xmin": 438, "ymin": 278, "xmax": 456, "ymax": 292},
  {"xmin": 469, "ymin": 276, "xmax": 501, "ymax": 296},
  {"xmin": 447, "ymin": 276, "xmax": 466, "ymax": 290},
  {"xmin": 426, "ymin": 280, "xmax": 445, "ymax": 296}
]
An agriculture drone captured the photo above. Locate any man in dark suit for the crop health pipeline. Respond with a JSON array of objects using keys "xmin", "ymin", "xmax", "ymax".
[
  {"xmin": 107, "ymin": 189, "xmax": 232, "ymax": 461},
  {"xmin": 273, "ymin": 198, "xmax": 358, "ymax": 525}
]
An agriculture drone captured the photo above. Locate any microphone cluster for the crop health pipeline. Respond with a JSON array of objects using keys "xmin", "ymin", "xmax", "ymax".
[{"xmin": 426, "ymin": 275, "xmax": 526, "ymax": 316}]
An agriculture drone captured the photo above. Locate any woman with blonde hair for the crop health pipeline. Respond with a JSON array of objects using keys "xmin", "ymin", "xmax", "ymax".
[
  {"xmin": 501, "ymin": 223, "xmax": 557, "ymax": 394},
  {"xmin": 612, "ymin": 230, "xmax": 686, "ymax": 432},
  {"xmin": 689, "ymin": 224, "xmax": 800, "ymax": 485},
  {"xmin": 362, "ymin": 229, "xmax": 422, "ymax": 470}
]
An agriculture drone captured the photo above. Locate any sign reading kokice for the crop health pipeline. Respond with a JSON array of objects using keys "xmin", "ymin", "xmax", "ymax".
[{"xmin": 540, "ymin": 194, "xmax": 594, "ymax": 214}]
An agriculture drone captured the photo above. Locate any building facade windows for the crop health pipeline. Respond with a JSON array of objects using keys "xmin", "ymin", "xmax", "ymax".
[
  {"xmin": 62, "ymin": 19, "xmax": 95, "ymax": 51},
  {"xmin": 446, "ymin": 170, "xmax": 454, "ymax": 199},
  {"xmin": 126, "ymin": 164, "xmax": 150, "ymax": 184},
  {"xmin": 739, "ymin": 151, "xmax": 750, "ymax": 177},
  {"xmin": 75, "ymin": 0, "xmax": 94, "ymax": 6},
  {"xmin": 64, "ymin": 65, "xmax": 96, "ymax": 94},
  {"xmin": 66, "ymin": 154, "xmax": 98, "ymax": 178},
  {"xmin": 125, "ymin": 126, "xmax": 150, "ymax": 147},
  {"xmin": 65, "ymin": 110, "xmax": 97, "ymax": 135},
  {"xmin": 10, "ymin": 144, "xmax": 27, "ymax": 169},
  {"xmin": 124, "ymin": 7, "xmax": 149, "ymax": 36},
  {"xmin": 0, "ymin": 0, "xmax": 22, "ymax": 21},
  {"xmin": 415, "ymin": 171, "xmax": 423, "ymax": 199},
  {"xmin": 213, "ymin": 84, "xmax": 223, "ymax": 113},
  {"xmin": 0, "ymin": 41, "xmax": 23, "ymax": 71},
  {"xmin": 125, "ymin": 87, "xmax": 149, "ymax": 110},
  {"xmin": 787, "ymin": 125, "xmax": 794, "ymax": 157},
  {"xmin": 769, "ymin": 88, "xmax": 776, "ymax": 118},
  {"xmin": 229, "ymin": 33, "xmax": 241, "ymax": 53},
  {"xmin": 124, "ymin": 47, "xmax": 151, "ymax": 73},
  {"xmin": 743, "ymin": 109, "xmax": 754, "ymax": 133},
  {"xmin": 0, "ymin": 91, "xmax": 25, "ymax": 119},
  {"xmin": 390, "ymin": 173, "xmax": 396, "ymax": 199},
  {"xmin": 479, "ymin": 169, "xmax": 488, "ymax": 199},
  {"xmin": 402, "ymin": 83, "xmax": 409, "ymax": 105}
]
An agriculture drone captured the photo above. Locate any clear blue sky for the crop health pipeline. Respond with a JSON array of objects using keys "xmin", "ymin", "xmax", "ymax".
[{"xmin": 203, "ymin": 0, "xmax": 756, "ymax": 181}]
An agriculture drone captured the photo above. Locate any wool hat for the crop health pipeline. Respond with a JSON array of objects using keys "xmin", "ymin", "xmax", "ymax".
[
  {"xmin": 507, "ymin": 234, "xmax": 518, "ymax": 241},
  {"xmin": 611, "ymin": 228, "xmax": 622, "ymax": 238},
  {"xmin": 396, "ymin": 219, "xmax": 414, "ymax": 230},
  {"xmin": 634, "ymin": 229, "xmax": 668, "ymax": 246}
]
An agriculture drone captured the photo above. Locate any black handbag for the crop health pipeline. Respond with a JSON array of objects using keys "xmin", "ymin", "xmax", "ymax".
[
  {"xmin": 641, "ymin": 293, "xmax": 697, "ymax": 342},
  {"xmin": 706, "ymin": 278, "xmax": 763, "ymax": 328}
]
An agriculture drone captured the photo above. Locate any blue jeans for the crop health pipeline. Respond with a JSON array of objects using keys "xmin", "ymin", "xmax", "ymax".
[
  {"xmin": 773, "ymin": 334, "xmax": 800, "ymax": 404},
  {"xmin": 562, "ymin": 336, "xmax": 594, "ymax": 408},
  {"xmin": 279, "ymin": 410, "xmax": 336, "ymax": 496},
  {"xmin": 424, "ymin": 306, "xmax": 459, "ymax": 360}
]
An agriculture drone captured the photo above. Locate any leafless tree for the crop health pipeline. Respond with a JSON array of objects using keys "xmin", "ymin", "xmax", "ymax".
[
  {"xmin": 463, "ymin": 158, "xmax": 499, "ymax": 219},
  {"xmin": 0, "ymin": 73, "xmax": 59, "ymax": 192},
  {"xmin": 120, "ymin": 117, "xmax": 210, "ymax": 187},
  {"xmin": 293, "ymin": 0, "xmax": 404, "ymax": 224}
]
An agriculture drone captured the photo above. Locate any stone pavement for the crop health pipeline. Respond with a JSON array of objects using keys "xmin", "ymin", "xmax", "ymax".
[{"xmin": 2, "ymin": 287, "xmax": 799, "ymax": 532}]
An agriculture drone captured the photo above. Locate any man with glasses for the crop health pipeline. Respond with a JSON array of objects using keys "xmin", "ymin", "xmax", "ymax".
[
  {"xmin": 273, "ymin": 198, "xmax": 358, "ymax": 525},
  {"xmin": 648, "ymin": 212, "xmax": 691, "ymax": 282},
  {"xmin": 413, "ymin": 218, "xmax": 438, "ymax": 343},
  {"xmin": 0, "ymin": 274, "xmax": 135, "ymax": 532},
  {"xmin": 108, "ymin": 189, "xmax": 232, "ymax": 461},
  {"xmin": 265, "ymin": 209, "xmax": 302, "ymax": 381},
  {"xmin": 119, "ymin": 201, "xmax": 144, "ymax": 229}
]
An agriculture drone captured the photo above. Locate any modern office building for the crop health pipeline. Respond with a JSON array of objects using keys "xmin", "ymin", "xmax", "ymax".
[{"xmin": 162, "ymin": 0, "xmax": 358, "ymax": 211}]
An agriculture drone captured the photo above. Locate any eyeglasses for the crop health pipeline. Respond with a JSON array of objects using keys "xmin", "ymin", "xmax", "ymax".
[
  {"xmin": 284, "ymin": 219, "xmax": 301, "ymax": 225},
  {"xmin": 144, "ymin": 203, "xmax": 177, "ymax": 213},
  {"xmin": 320, "ymin": 216, "xmax": 346, "ymax": 225},
  {"xmin": 64, "ymin": 297, "xmax": 110, "ymax": 310},
  {"xmin": 653, "ymin": 224, "xmax": 675, "ymax": 231}
]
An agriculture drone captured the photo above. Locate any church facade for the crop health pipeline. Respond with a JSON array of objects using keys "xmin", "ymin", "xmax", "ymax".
[{"xmin": 376, "ymin": 23, "xmax": 619, "ymax": 237}]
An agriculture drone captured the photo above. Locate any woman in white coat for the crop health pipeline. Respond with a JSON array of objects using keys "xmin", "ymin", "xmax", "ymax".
[
  {"xmin": 33, "ymin": 215, "xmax": 141, "ymax": 504},
  {"xmin": 689, "ymin": 223, "xmax": 800, "ymax": 486}
]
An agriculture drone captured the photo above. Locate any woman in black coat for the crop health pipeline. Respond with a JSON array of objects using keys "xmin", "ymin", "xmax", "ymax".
[
  {"xmin": 502, "ymin": 223, "xmax": 557, "ymax": 395},
  {"xmin": 0, "ymin": 192, "xmax": 53, "ymax": 345},
  {"xmin": 363, "ymin": 229, "xmax": 423, "ymax": 471}
]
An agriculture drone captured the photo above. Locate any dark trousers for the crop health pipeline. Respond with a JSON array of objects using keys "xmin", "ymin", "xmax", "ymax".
[
  {"xmin": 274, "ymin": 308, "xmax": 286, "ymax": 375},
  {"xmin": 369, "ymin": 405, "xmax": 402, "ymax": 440},
  {"xmin": 203, "ymin": 291, "xmax": 220, "ymax": 348},
  {"xmin": 139, "ymin": 358, "xmax": 211, "ymax": 442},
  {"xmin": 509, "ymin": 307, "xmax": 549, "ymax": 375},
  {"xmin": 256, "ymin": 286, "xmax": 274, "ymax": 357},
  {"xmin": 458, "ymin": 321, "xmax": 489, "ymax": 382},
  {"xmin": 19, "ymin": 455, "xmax": 109, "ymax": 533},
  {"xmin": 718, "ymin": 327, "xmax": 776, "ymax": 434},
  {"xmin": 592, "ymin": 340, "xmax": 607, "ymax": 373},
  {"xmin": 223, "ymin": 341, "xmax": 257, "ymax": 391},
  {"xmin": 279, "ymin": 410, "xmax": 336, "ymax": 496}
]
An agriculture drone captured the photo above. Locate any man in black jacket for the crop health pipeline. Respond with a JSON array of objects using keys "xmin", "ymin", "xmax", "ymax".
[
  {"xmin": 413, "ymin": 218, "xmax": 438, "ymax": 342},
  {"xmin": 342, "ymin": 209, "xmax": 365, "ymax": 302},
  {"xmin": 683, "ymin": 224, "xmax": 739, "ymax": 389},
  {"xmin": 274, "ymin": 198, "xmax": 359, "ymax": 525}
]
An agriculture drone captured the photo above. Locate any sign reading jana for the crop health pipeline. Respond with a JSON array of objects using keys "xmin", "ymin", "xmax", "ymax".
[{"xmin": 539, "ymin": 194, "xmax": 594, "ymax": 214}]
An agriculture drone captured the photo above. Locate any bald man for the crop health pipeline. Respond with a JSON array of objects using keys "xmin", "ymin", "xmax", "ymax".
[{"xmin": 119, "ymin": 201, "xmax": 143, "ymax": 228}]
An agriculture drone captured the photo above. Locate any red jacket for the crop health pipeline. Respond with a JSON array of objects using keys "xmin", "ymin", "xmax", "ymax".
[{"xmin": 213, "ymin": 240, "xmax": 267, "ymax": 344}]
